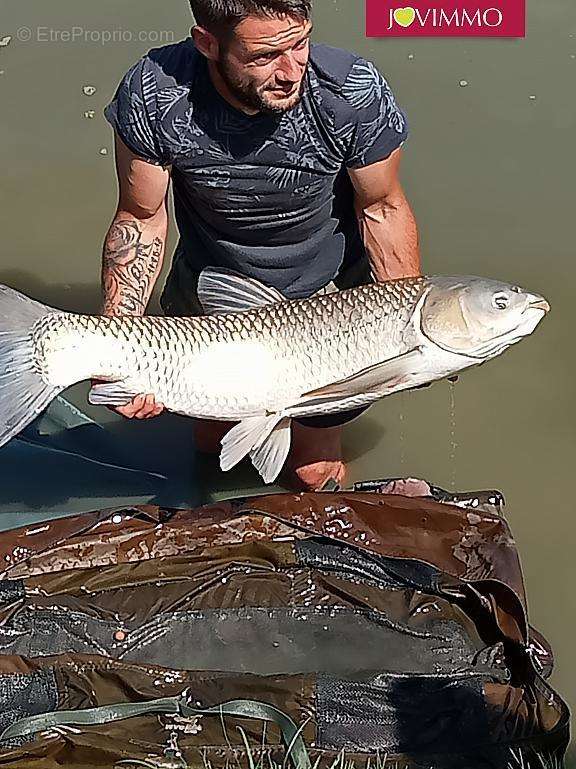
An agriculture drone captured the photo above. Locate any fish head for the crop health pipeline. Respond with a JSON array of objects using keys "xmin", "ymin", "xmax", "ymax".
[{"xmin": 420, "ymin": 277, "xmax": 550, "ymax": 359}]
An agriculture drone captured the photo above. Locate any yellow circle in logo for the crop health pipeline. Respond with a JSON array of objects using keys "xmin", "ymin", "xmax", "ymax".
[{"xmin": 393, "ymin": 7, "xmax": 417, "ymax": 26}]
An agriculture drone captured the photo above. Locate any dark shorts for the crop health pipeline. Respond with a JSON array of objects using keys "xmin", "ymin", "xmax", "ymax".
[{"xmin": 160, "ymin": 247, "xmax": 373, "ymax": 429}]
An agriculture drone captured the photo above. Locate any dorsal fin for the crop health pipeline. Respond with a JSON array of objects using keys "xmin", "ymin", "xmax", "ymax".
[{"xmin": 197, "ymin": 268, "xmax": 286, "ymax": 315}]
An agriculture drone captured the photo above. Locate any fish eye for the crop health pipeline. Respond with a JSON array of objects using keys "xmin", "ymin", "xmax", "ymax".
[
  {"xmin": 493, "ymin": 293, "xmax": 509, "ymax": 310},
  {"xmin": 511, "ymin": 285, "xmax": 522, "ymax": 294}
]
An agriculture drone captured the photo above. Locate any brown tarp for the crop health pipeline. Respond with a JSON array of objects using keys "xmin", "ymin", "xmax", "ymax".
[
  {"xmin": 0, "ymin": 491, "xmax": 525, "ymax": 598},
  {"xmin": 0, "ymin": 485, "xmax": 568, "ymax": 768}
]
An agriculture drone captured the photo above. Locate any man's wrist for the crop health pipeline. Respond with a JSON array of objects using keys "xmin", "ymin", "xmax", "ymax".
[{"xmin": 100, "ymin": 299, "xmax": 145, "ymax": 318}]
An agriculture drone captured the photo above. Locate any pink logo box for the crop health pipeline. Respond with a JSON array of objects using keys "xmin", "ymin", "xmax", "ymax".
[{"xmin": 366, "ymin": 0, "xmax": 525, "ymax": 37}]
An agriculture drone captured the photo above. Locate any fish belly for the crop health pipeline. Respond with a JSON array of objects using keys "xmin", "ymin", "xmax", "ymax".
[{"xmin": 161, "ymin": 339, "xmax": 295, "ymax": 420}]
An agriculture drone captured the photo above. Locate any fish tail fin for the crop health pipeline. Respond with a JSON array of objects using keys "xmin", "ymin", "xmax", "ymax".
[
  {"xmin": 220, "ymin": 414, "xmax": 292, "ymax": 484},
  {"xmin": 0, "ymin": 285, "xmax": 61, "ymax": 447}
]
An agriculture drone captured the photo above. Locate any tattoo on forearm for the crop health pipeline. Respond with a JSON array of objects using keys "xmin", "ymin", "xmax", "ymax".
[{"xmin": 101, "ymin": 220, "xmax": 163, "ymax": 316}]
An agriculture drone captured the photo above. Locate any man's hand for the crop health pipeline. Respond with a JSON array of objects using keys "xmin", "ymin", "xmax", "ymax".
[
  {"xmin": 90, "ymin": 381, "xmax": 165, "ymax": 419},
  {"xmin": 115, "ymin": 394, "xmax": 165, "ymax": 420}
]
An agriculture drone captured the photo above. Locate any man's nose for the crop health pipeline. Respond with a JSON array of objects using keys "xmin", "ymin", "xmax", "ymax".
[{"xmin": 276, "ymin": 52, "xmax": 303, "ymax": 83}]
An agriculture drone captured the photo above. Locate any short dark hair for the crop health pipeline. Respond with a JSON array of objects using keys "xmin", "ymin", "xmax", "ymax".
[{"xmin": 189, "ymin": 0, "xmax": 312, "ymax": 36}]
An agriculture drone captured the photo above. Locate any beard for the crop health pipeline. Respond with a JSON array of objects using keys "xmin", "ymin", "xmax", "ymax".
[{"xmin": 215, "ymin": 58, "xmax": 305, "ymax": 115}]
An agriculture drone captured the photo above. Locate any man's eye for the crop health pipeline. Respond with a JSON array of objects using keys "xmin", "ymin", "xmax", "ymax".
[
  {"xmin": 295, "ymin": 38, "xmax": 309, "ymax": 50},
  {"xmin": 255, "ymin": 53, "xmax": 276, "ymax": 64}
]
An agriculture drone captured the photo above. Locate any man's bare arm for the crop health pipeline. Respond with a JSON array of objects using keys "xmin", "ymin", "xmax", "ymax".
[
  {"xmin": 97, "ymin": 134, "xmax": 171, "ymax": 420},
  {"xmin": 101, "ymin": 134, "xmax": 171, "ymax": 316},
  {"xmin": 348, "ymin": 147, "xmax": 421, "ymax": 281},
  {"xmin": 102, "ymin": 219, "xmax": 165, "ymax": 316}
]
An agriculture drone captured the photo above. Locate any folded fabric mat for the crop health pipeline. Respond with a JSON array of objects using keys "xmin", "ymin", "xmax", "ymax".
[{"xmin": 0, "ymin": 485, "xmax": 568, "ymax": 768}]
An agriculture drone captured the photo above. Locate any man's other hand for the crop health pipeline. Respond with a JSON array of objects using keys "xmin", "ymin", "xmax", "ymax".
[
  {"xmin": 115, "ymin": 393, "xmax": 165, "ymax": 420},
  {"xmin": 90, "ymin": 381, "xmax": 165, "ymax": 419}
]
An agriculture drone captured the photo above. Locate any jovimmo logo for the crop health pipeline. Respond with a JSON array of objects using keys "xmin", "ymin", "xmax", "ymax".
[{"xmin": 366, "ymin": 0, "xmax": 525, "ymax": 36}]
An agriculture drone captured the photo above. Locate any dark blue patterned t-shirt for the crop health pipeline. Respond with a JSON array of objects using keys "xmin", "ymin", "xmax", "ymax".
[{"xmin": 105, "ymin": 40, "xmax": 409, "ymax": 302}]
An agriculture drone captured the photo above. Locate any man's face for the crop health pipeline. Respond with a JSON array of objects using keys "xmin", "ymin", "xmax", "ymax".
[{"xmin": 215, "ymin": 14, "xmax": 312, "ymax": 114}]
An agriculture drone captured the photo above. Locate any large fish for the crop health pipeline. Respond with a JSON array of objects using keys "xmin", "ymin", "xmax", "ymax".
[{"xmin": 0, "ymin": 270, "xmax": 549, "ymax": 484}]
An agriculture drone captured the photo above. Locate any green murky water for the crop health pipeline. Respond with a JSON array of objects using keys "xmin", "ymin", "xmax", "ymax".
[{"xmin": 0, "ymin": 0, "xmax": 574, "ymax": 755}]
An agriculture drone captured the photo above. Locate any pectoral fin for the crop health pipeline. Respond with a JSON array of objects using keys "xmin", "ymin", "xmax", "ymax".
[
  {"xmin": 88, "ymin": 382, "xmax": 140, "ymax": 407},
  {"xmin": 298, "ymin": 347, "xmax": 424, "ymax": 407}
]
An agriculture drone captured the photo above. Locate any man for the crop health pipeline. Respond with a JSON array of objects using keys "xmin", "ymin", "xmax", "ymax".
[{"xmin": 100, "ymin": 0, "xmax": 420, "ymax": 491}]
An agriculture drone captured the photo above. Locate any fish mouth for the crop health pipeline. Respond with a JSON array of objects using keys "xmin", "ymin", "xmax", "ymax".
[{"xmin": 528, "ymin": 298, "xmax": 551, "ymax": 313}]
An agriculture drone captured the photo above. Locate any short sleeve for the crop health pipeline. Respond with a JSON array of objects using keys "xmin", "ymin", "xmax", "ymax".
[
  {"xmin": 104, "ymin": 56, "xmax": 167, "ymax": 166},
  {"xmin": 340, "ymin": 58, "xmax": 409, "ymax": 169}
]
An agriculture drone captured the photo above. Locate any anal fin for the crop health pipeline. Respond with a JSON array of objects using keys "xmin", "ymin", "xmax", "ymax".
[{"xmin": 88, "ymin": 381, "xmax": 141, "ymax": 407}]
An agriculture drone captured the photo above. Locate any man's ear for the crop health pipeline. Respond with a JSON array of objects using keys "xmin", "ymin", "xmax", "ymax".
[{"xmin": 191, "ymin": 26, "xmax": 220, "ymax": 61}]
